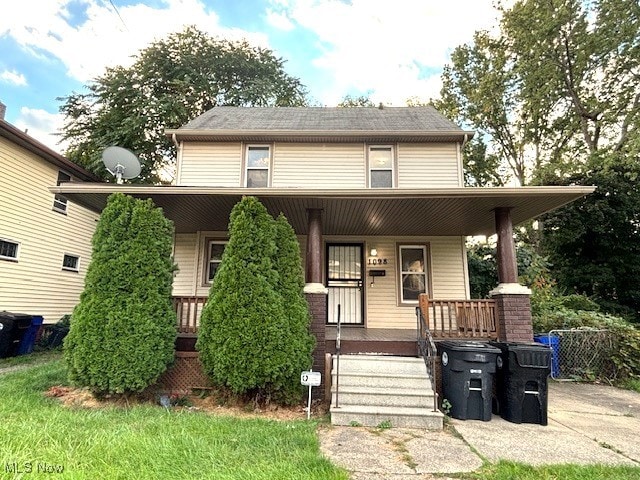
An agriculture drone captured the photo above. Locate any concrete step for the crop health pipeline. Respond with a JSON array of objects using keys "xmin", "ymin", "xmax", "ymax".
[
  {"xmin": 333, "ymin": 355, "xmax": 427, "ymax": 375},
  {"xmin": 331, "ymin": 386, "xmax": 434, "ymax": 408},
  {"xmin": 331, "ymin": 404, "xmax": 444, "ymax": 429},
  {"xmin": 331, "ymin": 371, "xmax": 431, "ymax": 389},
  {"xmin": 329, "ymin": 354, "xmax": 442, "ymax": 429}
]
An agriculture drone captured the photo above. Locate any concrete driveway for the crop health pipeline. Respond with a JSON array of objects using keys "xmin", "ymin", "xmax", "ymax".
[{"xmin": 319, "ymin": 381, "xmax": 640, "ymax": 479}]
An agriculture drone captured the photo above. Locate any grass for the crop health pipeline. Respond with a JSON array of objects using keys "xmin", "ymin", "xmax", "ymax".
[
  {"xmin": 620, "ymin": 378, "xmax": 640, "ymax": 393},
  {"xmin": 0, "ymin": 360, "xmax": 348, "ymax": 480},
  {"xmin": 0, "ymin": 349, "xmax": 61, "ymax": 369},
  {"xmin": 467, "ymin": 461, "xmax": 640, "ymax": 479}
]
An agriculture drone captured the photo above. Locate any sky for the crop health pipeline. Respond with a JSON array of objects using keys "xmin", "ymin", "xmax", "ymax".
[{"xmin": 0, "ymin": 0, "xmax": 504, "ymax": 154}]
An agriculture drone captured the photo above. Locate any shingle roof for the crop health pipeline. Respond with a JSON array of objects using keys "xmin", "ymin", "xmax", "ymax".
[{"xmin": 180, "ymin": 106, "xmax": 464, "ymax": 133}]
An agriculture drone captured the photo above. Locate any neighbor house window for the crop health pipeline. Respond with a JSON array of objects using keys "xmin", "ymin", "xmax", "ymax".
[
  {"xmin": 205, "ymin": 240, "xmax": 228, "ymax": 284},
  {"xmin": 0, "ymin": 238, "xmax": 19, "ymax": 261},
  {"xmin": 369, "ymin": 146, "xmax": 394, "ymax": 188},
  {"xmin": 62, "ymin": 254, "xmax": 80, "ymax": 272},
  {"xmin": 398, "ymin": 245, "xmax": 428, "ymax": 303},
  {"xmin": 245, "ymin": 146, "xmax": 270, "ymax": 188},
  {"xmin": 53, "ymin": 171, "xmax": 71, "ymax": 213}
]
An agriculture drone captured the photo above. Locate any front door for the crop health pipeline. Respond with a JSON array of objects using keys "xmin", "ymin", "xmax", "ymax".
[{"xmin": 326, "ymin": 243, "xmax": 364, "ymax": 325}]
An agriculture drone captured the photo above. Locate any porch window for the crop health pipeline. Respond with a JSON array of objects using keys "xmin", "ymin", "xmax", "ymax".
[
  {"xmin": 205, "ymin": 240, "xmax": 227, "ymax": 284},
  {"xmin": 53, "ymin": 171, "xmax": 71, "ymax": 214},
  {"xmin": 245, "ymin": 146, "xmax": 270, "ymax": 188},
  {"xmin": 62, "ymin": 254, "xmax": 80, "ymax": 272},
  {"xmin": 398, "ymin": 245, "xmax": 428, "ymax": 303},
  {"xmin": 368, "ymin": 146, "xmax": 394, "ymax": 188},
  {"xmin": 0, "ymin": 238, "xmax": 19, "ymax": 261}
]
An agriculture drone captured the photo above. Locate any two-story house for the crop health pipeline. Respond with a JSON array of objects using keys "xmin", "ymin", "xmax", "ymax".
[
  {"xmin": 55, "ymin": 106, "xmax": 593, "ymax": 425},
  {"xmin": 0, "ymin": 105, "xmax": 100, "ymax": 325}
]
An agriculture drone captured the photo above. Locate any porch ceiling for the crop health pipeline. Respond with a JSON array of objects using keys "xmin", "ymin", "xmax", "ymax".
[{"xmin": 52, "ymin": 185, "xmax": 595, "ymax": 236}]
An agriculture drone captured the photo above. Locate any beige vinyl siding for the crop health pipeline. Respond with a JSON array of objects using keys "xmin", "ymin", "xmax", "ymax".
[
  {"xmin": 397, "ymin": 143, "xmax": 461, "ymax": 188},
  {"xmin": 171, "ymin": 230, "xmax": 468, "ymax": 331},
  {"xmin": 272, "ymin": 143, "xmax": 366, "ymax": 188},
  {"xmin": 172, "ymin": 233, "xmax": 198, "ymax": 296},
  {"xmin": 178, "ymin": 142, "xmax": 241, "ymax": 186},
  {"xmin": 0, "ymin": 137, "xmax": 98, "ymax": 324},
  {"xmin": 323, "ymin": 235, "xmax": 467, "ymax": 329}
]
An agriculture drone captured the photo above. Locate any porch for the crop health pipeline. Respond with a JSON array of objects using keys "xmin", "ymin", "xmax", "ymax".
[{"xmin": 172, "ymin": 295, "xmax": 499, "ymax": 354}]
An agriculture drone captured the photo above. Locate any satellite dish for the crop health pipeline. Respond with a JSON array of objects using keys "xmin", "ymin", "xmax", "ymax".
[{"xmin": 102, "ymin": 146, "xmax": 141, "ymax": 184}]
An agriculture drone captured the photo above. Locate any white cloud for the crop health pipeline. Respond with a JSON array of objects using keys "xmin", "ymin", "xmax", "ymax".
[
  {"xmin": 0, "ymin": 69, "xmax": 27, "ymax": 86},
  {"xmin": 14, "ymin": 107, "xmax": 67, "ymax": 154},
  {"xmin": 273, "ymin": 0, "xmax": 502, "ymax": 105},
  {"xmin": 266, "ymin": 8, "xmax": 295, "ymax": 31},
  {"xmin": 0, "ymin": 0, "xmax": 271, "ymax": 83}
]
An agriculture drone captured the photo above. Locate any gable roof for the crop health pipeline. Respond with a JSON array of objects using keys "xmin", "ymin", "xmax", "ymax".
[
  {"xmin": 166, "ymin": 106, "xmax": 474, "ymax": 143},
  {"xmin": 0, "ymin": 119, "xmax": 100, "ymax": 182}
]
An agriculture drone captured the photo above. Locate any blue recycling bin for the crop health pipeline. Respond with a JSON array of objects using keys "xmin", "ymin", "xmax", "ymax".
[
  {"xmin": 534, "ymin": 334, "xmax": 560, "ymax": 378},
  {"xmin": 17, "ymin": 315, "xmax": 44, "ymax": 355}
]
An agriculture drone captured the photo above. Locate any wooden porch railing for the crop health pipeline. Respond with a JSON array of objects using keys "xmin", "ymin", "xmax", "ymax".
[
  {"xmin": 173, "ymin": 296, "xmax": 207, "ymax": 334},
  {"xmin": 418, "ymin": 294, "xmax": 499, "ymax": 339}
]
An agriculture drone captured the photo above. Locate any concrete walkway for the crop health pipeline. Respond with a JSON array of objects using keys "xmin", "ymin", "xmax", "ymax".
[{"xmin": 319, "ymin": 381, "xmax": 640, "ymax": 479}]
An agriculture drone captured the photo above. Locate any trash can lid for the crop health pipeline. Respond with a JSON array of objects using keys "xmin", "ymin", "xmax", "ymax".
[
  {"xmin": 0, "ymin": 311, "xmax": 33, "ymax": 321},
  {"xmin": 490, "ymin": 341, "xmax": 551, "ymax": 351},
  {"xmin": 438, "ymin": 340, "xmax": 501, "ymax": 353}
]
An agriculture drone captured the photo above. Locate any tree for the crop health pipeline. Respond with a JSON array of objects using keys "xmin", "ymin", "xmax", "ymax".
[
  {"xmin": 59, "ymin": 26, "xmax": 308, "ymax": 183},
  {"xmin": 196, "ymin": 197, "xmax": 313, "ymax": 404},
  {"xmin": 541, "ymin": 143, "xmax": 640, "ymax": 321},
  {"xmin": 337, "ymin": 94, "xmax": 375, "ymax": 107},
  {"xmin": 64, "ymin": 193, "xmax": 177, "ymax": 394},
  {"xmin": 438, "ymin": 0, "xmax": 640, "ymax": 185}
]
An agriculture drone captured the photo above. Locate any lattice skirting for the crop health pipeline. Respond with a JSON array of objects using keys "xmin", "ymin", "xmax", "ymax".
[{"xmin": 154, "ymin": 352, "xmax": 211, "ymax": 394}]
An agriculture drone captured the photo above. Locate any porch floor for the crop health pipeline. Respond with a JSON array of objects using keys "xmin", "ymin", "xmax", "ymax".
[
  {"xmin": 325, "ymin": 327, "xmax": 418, "ymax": 356},
  {"xmin": 325, "ymin": 327, "xmax": 417, "ymax": 342}
]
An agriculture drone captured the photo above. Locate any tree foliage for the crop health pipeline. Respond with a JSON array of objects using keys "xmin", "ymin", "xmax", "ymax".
[
  {"xmin": 541, "ymin": 144, "xmax": 640, "ymax": 321},
  {"xmin": 337, "ymin": 94, "xmax": 376, "ymax": 107},
  {"xmin": 59, "ymin": 26, "xmax": 308, "ymax": 183},
  {"xmin": 196, "ymin": 197, "xmax": 314, "ymax": 404},
  {"xmin": 64, "ymin": 193, "xmax": 177, "ymax": 394},
  {"xmin": 438, "ymin": 0, "xmax": 640, "ymax": 185}
]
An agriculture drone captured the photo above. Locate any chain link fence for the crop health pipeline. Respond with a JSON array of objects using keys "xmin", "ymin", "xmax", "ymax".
[{"xmin": 538, "ymin": 329, "xmax": 615, "ymax": 381}]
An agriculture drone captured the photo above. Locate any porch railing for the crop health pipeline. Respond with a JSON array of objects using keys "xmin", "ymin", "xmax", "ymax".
[
  {"xmin": 416, "ymin": 305, "xmax": 439, "ymax": 413},
  {"xmin": 173, "ymin": 296, "xmax": 207, "ymax": 334},
  {"xmin": 418, "ymin": 295, "xmax": 499, "ymax": 339}
]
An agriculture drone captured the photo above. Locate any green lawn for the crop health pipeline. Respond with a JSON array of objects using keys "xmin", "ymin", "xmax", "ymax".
[
  {"xmin": 468, "ymin": 462, "xmax": 640, "ymax": 480},
  {"xmin": 2, "ymin": 357, "xmax": 639, "ymax": 480},
  {"xmin": 0, "ymin": 361, "xmax": 347, "ymax": 479}
]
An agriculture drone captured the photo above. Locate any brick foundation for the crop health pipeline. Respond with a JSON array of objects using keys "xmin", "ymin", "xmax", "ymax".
[
  {"xmin": 306, "ymin": 293, "xmax": 327, "ymax": 399},
  {"xmin": 493, "ymin": 294, "xmax": 534, "ymax": 343}
]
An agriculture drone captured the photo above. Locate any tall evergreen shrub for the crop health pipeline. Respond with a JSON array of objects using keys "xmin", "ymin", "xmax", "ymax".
[
  {"xmin": 64, "ymin": 193, "xmax": 177, "ymax": 394},
  {"xmin": 272, "ymin": 214, "xmax": 315, "ymax": 397},
  {"xmin": 197, "ymin": 197, "xmax": 314, "ymax": 403}
]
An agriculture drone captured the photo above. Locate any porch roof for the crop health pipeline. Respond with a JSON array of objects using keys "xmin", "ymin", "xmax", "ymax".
[{"xmin": 52, "ymin": 184, "xmax": 595, "ymax": 236}]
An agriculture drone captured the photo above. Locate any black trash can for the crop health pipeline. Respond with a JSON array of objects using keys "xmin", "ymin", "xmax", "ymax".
[
  {"xmin": 437, "ymin": 341, "xmax": 501, "ymax": 421},
  {"xmin": 490, "ymin": 341, "xmax": 551, "ymax": 425},
  {"xmin": 0, "ymin": 312, "xmax": 33, "ymax": 358}
]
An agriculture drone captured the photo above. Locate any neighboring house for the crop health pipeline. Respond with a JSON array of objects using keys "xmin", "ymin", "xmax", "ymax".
[
  {"xmin": 0, "ymin": 105, "xmax": 100, "ymax": 324},
  {"xmin": 56, "ymin": 106, "xmax": 594, "ymax": 423}
]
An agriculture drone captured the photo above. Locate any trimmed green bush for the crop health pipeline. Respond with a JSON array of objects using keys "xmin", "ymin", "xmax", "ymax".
[
  {"xmin": 64, "ymin": 193, "xmax": 177, "ymax": 394},
  {"xmin": 197, "ymin": 197, "xmax": 314, "ymax": 404}
]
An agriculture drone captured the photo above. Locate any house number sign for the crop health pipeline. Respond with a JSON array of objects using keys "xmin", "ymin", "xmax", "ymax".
[{"xmin": 367, "ymin": 258, "xmax": 388, "ymax": 265}]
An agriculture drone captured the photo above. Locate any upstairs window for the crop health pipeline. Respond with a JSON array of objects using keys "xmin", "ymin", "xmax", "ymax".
[
  {"xmin": 369, "ymin": 146, "xmax": 394, "ymax": 188},
  {"xmin": 205, "ymin": 240, "xmax": 228, "ymax": 284},
  {"xmin": 246, "ymin": 146, "xmax": 270, "ymax": 188},
  {"xmin": 62, "ymin": 254, "xmax": 80, "ymax": 272},
  {"xmin": 53, "ymin": 171, "xmax": 71, "ymax": 214},
  {"xmin": 0, "ymin": 239, "xmax": 19, "ymax": 261}
]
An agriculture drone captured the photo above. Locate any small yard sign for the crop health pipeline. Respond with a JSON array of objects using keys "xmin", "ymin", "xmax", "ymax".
[
  {"xmin": 300, "ymin": 371, "xmax": 321, "ymax": 387},
  {"xmin": 301, "ymin": 370, "xmax": 322, "ymax": 420}
]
